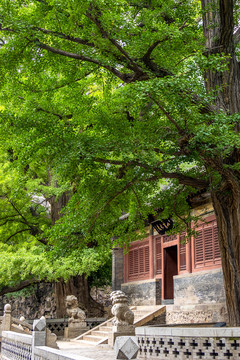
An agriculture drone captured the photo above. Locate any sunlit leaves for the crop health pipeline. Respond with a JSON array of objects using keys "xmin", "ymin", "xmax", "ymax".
[{"xmin": 0, "ymin": 0, "xmax": 239, "ymax": 289}]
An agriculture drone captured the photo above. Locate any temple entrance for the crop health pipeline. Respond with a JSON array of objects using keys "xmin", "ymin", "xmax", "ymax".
[{"xmin": 163, "ymin": 245, "xmax": 178, "ymax": 300}]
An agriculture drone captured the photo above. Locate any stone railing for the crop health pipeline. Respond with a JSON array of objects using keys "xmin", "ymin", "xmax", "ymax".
[
  {"xmin": 85, "ymin": 317, "xmax": 107, "ymax": 329},
  {"xmin": 27, "ymin": 318, "xmax": 67, "ymax": 337},
  {"xmin": 136, "ymin": 326, "xmax": 240, "ymax": 359},
  {"xmin": 1, "ymin": 330, "xmax": 93, "ymax": 360},
  {"xmin": 1, "ymin": 318, "xmax": 93, "ymax": 360},
  {"xmin": 1, "ymin": 303, "xmax": 33, "ymax": 334},
  {"xmin": 0, "ymin": 304, "xmax": 58, "ymax": 349},
  {"xmin": 46, "ymin": 317, "xmax": 106, "ymax": 336},
  {"xmin": 2, "ymin": 331, "xmax": 32, "ymax": 360},
  {"xmin": 26, "ymin": 317, "xmax": 107, "ymax": 337}
]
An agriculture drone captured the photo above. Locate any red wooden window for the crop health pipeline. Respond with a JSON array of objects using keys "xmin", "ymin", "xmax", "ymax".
[
  {"xmin": 193, "ymin": 219, "xmax": 221, "ymax": 269},
  {"xmin": 179, "ymin": 233, "xmax": 187, "ymax": 271},
  {"xmin": 128, "ymin": 242, "xmax": 150, "ymax": 281},
  {"xmin": 155, "ymin": 236, "xmax": 162, "ymax": 275}
]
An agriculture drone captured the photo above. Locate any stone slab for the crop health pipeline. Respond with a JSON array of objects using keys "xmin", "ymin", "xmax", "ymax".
[{"xmin": 57, "ymin": 341, "xmax": 115, "ymax": 360}]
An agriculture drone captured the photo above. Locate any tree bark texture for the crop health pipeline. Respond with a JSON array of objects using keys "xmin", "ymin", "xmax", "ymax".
[
  {"xmin": 48, "ymin": 192, "xmax": 71, "ymax": 225},
  {"xmin": 54, "ymin": 275, "xmax": 104, "ymax": 318},
  {"xmin": 201, "ymin": 0, "xmax": 240, "ymax": 114},
  {"xmin": 202, "ymin": 0, "xmax": 240, "ymax": 325},
  {"xmin": 211, "ymin": 177, "xmax": 240, "ymax": 326}
]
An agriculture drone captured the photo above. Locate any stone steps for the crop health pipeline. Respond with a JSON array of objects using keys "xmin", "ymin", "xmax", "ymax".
[
  {"xmin": 82, "ymin": 335, "xmax": 105, "ymax": 342},
  {"xmin": 91, "ymin": 330, "xmax": 110, "ymax": 337},
  {"xmin": 74, "ymin": 305, "xmax": 166, "ymax": 346},
  {"xmin": 71, "ymin": 339, "xmax": 100, "ymax": 346},
  {"xmin": 99, "ymin": 325, "xmax": 112, "ymax": 331}
]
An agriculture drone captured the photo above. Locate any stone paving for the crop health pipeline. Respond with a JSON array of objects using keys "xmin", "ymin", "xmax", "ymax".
[{"xmin": 57, "ymin": 341, "xmax": 116, "ymax": 360}]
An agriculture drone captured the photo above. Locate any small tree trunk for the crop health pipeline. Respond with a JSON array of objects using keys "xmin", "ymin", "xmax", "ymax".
[
  {"xmin": 54, "ymin": 275, "xmax": 104, "ymax": 318},
  {"xmin": 211, "ymin": 181, "xmax": 240, "ymax": 326}
]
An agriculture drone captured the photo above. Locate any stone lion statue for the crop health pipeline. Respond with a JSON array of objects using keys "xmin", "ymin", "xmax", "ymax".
[
  {"xmin": 110, "ymin": 290, "xmax": 134, "ymax": 326},
  {"xmin": 65, "ymin": 295, "xmax": 86, "ymax": 323}
]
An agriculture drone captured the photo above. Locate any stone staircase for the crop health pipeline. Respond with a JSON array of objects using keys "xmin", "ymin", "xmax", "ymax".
[{"xmin": 74, "ymin": 305, "xmax": 166, "ymax": 346}]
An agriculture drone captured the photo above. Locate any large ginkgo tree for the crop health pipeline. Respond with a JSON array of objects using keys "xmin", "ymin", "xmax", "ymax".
[{"xmin": 1, "ymin": 0, "xmax": 240, "ymax": 325}]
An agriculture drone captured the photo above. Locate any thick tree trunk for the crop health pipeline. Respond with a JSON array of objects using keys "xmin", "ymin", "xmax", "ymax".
[
  {"xmin": 54, "ymin": 275, "xmax": 104, "ymax": 318},
  {"xmin": 211, "ymin": 180, "xmax": 240, "ymax": 325},
  {"xmin": 201, "ymin": 0, "xmax": 240, "ymax": 114},
  {"xmin": 201, "ymin": 0, "xmax": 240, "ymax": 325},
  {"xmin": 49, "ymin": 186, "xmax": 104, "ymax": 318}
]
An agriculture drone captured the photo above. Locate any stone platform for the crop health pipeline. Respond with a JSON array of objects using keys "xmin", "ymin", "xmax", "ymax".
[{"xmin": 57, "ymin": 341, "xmax": 115, "ymax": 360}]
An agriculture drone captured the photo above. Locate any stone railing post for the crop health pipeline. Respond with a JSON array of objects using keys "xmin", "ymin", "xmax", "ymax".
[
  {"xmin": 2, "ymin": 304, "xmax": 12, "ymax": 331},
  {"xmin": 31, "ymin": 316, "xmax": 46, "ymax": 360}
]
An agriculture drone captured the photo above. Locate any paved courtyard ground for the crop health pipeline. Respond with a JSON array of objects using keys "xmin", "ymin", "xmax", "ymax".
[{"xmin": 57, "ymin": 341, "xmax": 116, "ymax": 360}]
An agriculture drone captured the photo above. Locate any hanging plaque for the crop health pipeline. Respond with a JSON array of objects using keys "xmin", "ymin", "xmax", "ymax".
[{"xmin": 151, "ymin": 218, "xmax": 173, "ymax": 235}]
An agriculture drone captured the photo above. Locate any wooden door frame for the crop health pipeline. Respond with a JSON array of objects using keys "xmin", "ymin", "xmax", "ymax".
[{"xmin": 162, "ymin": 239, "xmax": 178, "ymax": 300}]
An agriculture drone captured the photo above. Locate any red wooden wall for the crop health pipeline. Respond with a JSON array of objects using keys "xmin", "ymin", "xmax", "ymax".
[{"xmin": 124, "ymin": 215, "xmax": 221, "ymax": 283}]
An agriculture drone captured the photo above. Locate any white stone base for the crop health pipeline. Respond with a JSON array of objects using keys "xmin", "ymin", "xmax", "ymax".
[{"xmin": 64, "ymin": 322, "xmax": 89, "ymax": 339}]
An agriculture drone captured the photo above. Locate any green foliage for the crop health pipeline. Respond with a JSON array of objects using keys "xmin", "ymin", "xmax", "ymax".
[
  {"xmin": 0, "ymin": 0, "xmax": 238, "ymax": 292},
  {"xmin": 5, "ymin": 285, "xmax": 38, "ymax": 299},
  {"xmin": 88, "ymin": 257, "xmax": 112, "ymax": 288}
]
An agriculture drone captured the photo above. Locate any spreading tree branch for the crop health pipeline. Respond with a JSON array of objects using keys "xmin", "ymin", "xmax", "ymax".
[
  {"xmin": 88, "ymin": 156, "xmax": 209, "ymax": 188},
  {"xmin": 88, "ymin": 178, "xmax": 137, "ymax": 232},
  {"xmin": 141, "ymin": 172, "xmax": 209, "ymax": 188},
  {"xmin": 4, "ymin": 228, "xmax": 32, "ymax": 243},
  {"xmin": 0, "ymin": 279, "xmax": 43, "ymax": 296},
  {"xmin": 147, "ymin": 94, "xmax": 185, "ymax": 135},
  {"xmin": 173, "ymin": 185, "xmax": 191, "ymax": 228},
  {"xmin": 142, "ymin": 40, "xmax": 162, "ymax": 62},
  {"xmin": 33, "ymin": 27, "xmax": 95, "ymax": 47},
  {"xmin": 36, "ymin": 107, "xmax": 72, "ymax": 120},
  {"xmin": 0, "ymin": 218, "xmax": 27, "ymax": 227},
  {"xmin": 5, "ymin": 197, "xmax": 48, "ymax": 245},
  {"xmin": 37, "ymin": 41, "xmax": 133, "ymax": 82},
  {"xmin": 7, "ymin": 198, "xmax": 32, "ymax": 228},
  {"xmin": 86, "ymin": 8, "xmax": 145, "ymax": 75}
]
